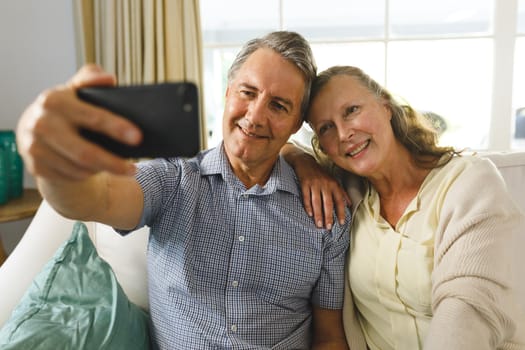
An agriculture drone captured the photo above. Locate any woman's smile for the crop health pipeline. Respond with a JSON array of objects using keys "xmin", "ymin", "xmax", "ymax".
[{"xmin": 344, "ymin": 139, "xmax": 370, "ymax": 158}]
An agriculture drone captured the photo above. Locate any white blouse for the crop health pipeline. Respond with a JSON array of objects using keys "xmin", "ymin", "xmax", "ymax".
[{"xmin": 349, "ymin": 158, "xmax": 463, "ymax": 349}]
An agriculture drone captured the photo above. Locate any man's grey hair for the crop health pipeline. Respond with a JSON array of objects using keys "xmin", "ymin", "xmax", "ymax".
[{"xmin": 227, "ymin": 31, "xmax": 317, "ymax": 121}]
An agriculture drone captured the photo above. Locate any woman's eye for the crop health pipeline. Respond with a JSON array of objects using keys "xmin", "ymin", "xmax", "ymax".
[
  {"xmin": 344, "ymin": 105, "xmax": 359, "ymax": 117},
  {"xmin": 318, "ymin": 124, "xmax": 333, "ymax": 135}
]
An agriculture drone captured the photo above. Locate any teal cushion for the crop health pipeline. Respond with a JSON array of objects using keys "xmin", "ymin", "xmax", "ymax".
[{"xmin": 0, "ymin": 222, "xmax": 150, "ymax": 350}]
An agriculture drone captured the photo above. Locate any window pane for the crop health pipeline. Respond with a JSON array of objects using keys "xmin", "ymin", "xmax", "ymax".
[
  {"xmin": 519, "ymin": 0, "xmax": 525, "ymax": 33},
  {"xmin": 387, "ymin": 39, "xmax": 493, "ymax": 150},
  {"xmin": 389, "ymin": 0, "xmax": 493, "ymax": 37},
  {"xmin": 312, "ymin": 42, "xmax": 385, "ymax": 84},
  {"xmin": 513, "ymin": 37, "xmax": 525, "ymax": 149},
  {"xmin": 200, "ymin": 0, "xmax": 279, "ymax": 44},
  {"xmin": 283, "ymin": 0, "xmax": 385, "ymax": 40},
  {"xmin": 203, "ymin": 47, "xmax": 239, "ymax": 148}
]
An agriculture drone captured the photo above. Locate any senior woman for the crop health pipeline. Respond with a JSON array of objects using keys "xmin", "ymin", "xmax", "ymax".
[{"xmin": 283, "ymin": 66, "xmax": 525, "ymax": 350}]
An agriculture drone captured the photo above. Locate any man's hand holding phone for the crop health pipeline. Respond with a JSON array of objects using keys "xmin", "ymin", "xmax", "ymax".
[
  {"xmin": 77, "ymin": 81, "xmax": 200, "ymax": 159},
  {"xmin": 17, "ymin": 64, "xmax": 200, "ymax": 183}
]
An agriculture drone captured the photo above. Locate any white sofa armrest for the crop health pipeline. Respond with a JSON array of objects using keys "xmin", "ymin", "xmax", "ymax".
[{"xmin": 90, "ymin": 221, "xmax": 149, "ymax": 311}]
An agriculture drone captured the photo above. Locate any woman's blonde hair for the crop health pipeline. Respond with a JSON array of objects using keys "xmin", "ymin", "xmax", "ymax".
[{"xmin": 309, "ymin": 66, "xmax": 460, "ymax": 170}]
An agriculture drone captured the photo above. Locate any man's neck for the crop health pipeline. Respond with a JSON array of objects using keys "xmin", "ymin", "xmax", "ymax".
[{"xmin": 227, "ymin": 155, "xmax": 278, "ymax": 189}]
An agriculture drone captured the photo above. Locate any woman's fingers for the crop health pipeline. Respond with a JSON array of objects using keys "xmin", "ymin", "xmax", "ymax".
[{"xmin": 302, "ymin": 176, "xmax": 349, "ymax": 229}]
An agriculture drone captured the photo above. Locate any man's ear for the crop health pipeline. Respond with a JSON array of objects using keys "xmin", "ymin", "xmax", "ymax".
[{"xmin": 225, "ymin": 86, "xmax": 231, "ymax": 98}]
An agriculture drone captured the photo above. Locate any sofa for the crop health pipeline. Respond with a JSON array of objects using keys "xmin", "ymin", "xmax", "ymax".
[{"xmin": 1, "ymin": 151, "xmax": 524, "ymax": 331}]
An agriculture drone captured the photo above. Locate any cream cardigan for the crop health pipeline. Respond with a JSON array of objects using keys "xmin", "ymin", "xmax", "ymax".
[{"xmin": 340, "ymin": 156, "xmax": 525, "ymax": 350}]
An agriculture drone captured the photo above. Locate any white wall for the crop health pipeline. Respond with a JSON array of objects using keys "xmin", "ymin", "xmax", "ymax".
[{"xmin": 0, "ymin": 0, "xmax": 77, "ymax": 251}]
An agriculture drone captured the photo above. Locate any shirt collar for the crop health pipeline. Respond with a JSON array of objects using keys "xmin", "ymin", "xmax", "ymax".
[{"xmin": 200, "ymin": 143, "xmax": 299, "ymax": 196}]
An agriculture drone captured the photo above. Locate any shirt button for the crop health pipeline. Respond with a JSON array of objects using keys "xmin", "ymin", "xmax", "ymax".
[
  {"xmin": 238, "ymin": 235, "xmax": 245, "ymax": 242},
  {"xmin": 232, "ymin": 280, "xmax": 239, "ymax": 287},
  {"xmin": 231, "ymin": 324, "xmax": 238, "ymax": 332}
]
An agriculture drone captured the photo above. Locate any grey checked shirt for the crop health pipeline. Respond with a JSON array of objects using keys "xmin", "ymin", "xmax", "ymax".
[{"xmin": 129, "ymin": 144, "xmax": 350, "ymax": 349}]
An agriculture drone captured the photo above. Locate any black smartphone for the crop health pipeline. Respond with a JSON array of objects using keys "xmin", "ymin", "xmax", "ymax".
[{"xmin": 77, "ymin": 82, "xmax": 200, "ymax": 158}]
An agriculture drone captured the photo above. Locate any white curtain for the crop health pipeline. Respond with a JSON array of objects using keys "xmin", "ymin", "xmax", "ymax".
[{"xmin": 74, "ymin": 0, "xmax": 206, "ymax": 150}]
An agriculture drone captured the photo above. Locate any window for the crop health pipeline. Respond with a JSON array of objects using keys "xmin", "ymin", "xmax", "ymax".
[
  {"xmin": 519, "ymin": 0, "xmax": 525, "ymax": 33},
  {"xmin": 200, "ymin": 0, "xmax": 523, "ymax": 151},
  {"xmin": 513, "ymin": 0, "xmax": 525, "ymax": 148},
  {"xmin": 389, "ymin": 0, "xmax": 492, "ymax": 37},
  {"xmin": 282, "ymin": 0, "xmax": 385, "ymax": 40}
]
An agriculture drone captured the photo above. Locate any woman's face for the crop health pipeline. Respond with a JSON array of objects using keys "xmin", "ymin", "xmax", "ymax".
[{"xmin": 307, "ymin": 74, "xmax": 396, "ymax": 177}]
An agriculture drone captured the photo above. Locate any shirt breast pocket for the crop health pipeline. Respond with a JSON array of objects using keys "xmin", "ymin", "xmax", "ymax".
[
  {"xmin": 257, "ymin": 244, "xmax": 320, "ymax": 308},
  {"xmin": 397, "ymin": 241, "xmax": 433, "ymax": 315}
]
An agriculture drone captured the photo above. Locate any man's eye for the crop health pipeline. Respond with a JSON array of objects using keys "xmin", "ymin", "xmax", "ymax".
[
  {"xmin": 240, "ymin": 90, "xmax": 255, "ymax": 98},
  {"xmin": 270, "ymin": 101, "xmax": 288, "ymax": 113}
]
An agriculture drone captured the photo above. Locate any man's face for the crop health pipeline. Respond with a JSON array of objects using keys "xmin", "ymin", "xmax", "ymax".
[{"xmin": 222, "ymin": 48, "xmax": 305, "ymax": 170}]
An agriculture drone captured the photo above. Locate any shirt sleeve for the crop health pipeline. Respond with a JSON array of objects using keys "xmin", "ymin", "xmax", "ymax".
[
  {"xmin": 118, "ymin": 158, "xmax": 183, "ymax": 233},
  {"xmin": 314, "ymin": 209, "xmax": 351, "ymax": 310},
  {"xmin": 426, "ymin": 158, "xmax": 525, "ymax": 349}
]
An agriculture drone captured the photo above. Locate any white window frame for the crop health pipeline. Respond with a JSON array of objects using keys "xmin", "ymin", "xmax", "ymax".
[
  {"xmin": 490, "ymin": 0, "xmax": 518, "ymax": 150},
  {"xmin": 201, "ymin": 0, "xmax": 523, "ymax": 151}
]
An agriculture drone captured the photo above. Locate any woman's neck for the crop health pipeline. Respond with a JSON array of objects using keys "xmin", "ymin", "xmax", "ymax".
[{"xmin": 368, "ymin": 148, "xmax": 433, "ymax": 227}]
